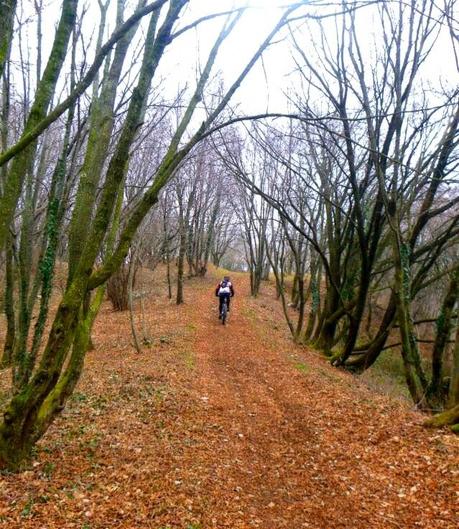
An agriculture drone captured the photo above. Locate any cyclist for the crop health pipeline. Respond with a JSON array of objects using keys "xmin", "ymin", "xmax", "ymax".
[{"xmin": 215, "ymin": 276, "xmax": 234, "ymax": 319}]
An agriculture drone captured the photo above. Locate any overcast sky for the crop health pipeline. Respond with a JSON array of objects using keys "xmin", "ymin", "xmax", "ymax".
[{"xmin": 10, "ymin": 1, "xmax": 459, "ymax": 117}]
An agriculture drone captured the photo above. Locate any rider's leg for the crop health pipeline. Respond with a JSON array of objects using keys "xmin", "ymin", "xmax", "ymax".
[{"xmin": 219, "ymin": 295, "xmax": 224, "ymax": 317}]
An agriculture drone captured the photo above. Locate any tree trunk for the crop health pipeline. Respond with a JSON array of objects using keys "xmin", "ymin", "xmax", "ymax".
[
  {"xmin": 394, "ymin": 241, "xmax": 429, "ymax": 408},
  {"xmin": 176, "ymin": 222, "xmax": 186, "ymax": 305},
  {"xmin": 337, "ymin": 267, "xmax": 371, "ymax": 364},
  {"xmin": 429, "ymin": 268, "xmax": 459, "ymax": 405},
  {"xmin": 2, "ymin": 235, "xmax": 15, "ymax": 367},
  {"xmin": 166, "ymin": 250, "xmax": 172, "ymax": 300},
  {"xmin": 0, "ymin": 0, "xmax": 17, "ymax": 78},
  {"xmin": 0, "ymin": 0, "xmax": 78, "ymax": 250},
  {"xmin": 344, "ymin": 292, "xmax": 396, "ymax": 372},
  {"xmin": 314, "ymin": 283, "xmax": 340, "ymax": 355},
  {"xmin": 128, "ymin": 253, "xmax": 142, "ymax": 353},
  {"xmin": 67, "ymin": 0, "xmax": 142, "ymax": 284},
  {"xmin": 448, "ymin": 321, "xmax": 459, "ymax": 409},
  {"xmin": 424, "ymin": 403, "xmax": 459, "ymax": 430}
]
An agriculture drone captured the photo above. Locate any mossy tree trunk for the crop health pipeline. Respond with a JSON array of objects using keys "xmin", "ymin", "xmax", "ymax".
[
  {"xmin": 303, "ymin": 256, "xmax": 321, "ymax": 343},
  {"xmin": 25, "ymin": 107, "xmax": 76, "ymax": 383},
  {"xmin": 448, "ymin": 322, "xmax": 459, "ymax": 409},
  {"xmin": 393, "ymin": 240, "xmax": 429, "ymax": 408},
  {"xmin": 0, "ymin": 0, "xmax": 299, "ymax": 471},
  {"xmin": 10, "ymin": 15, "xmax": 82, "ymax": 391},
  {"xmin": 67, "ymin": 0, "xmax": 139, "ymax": 284},
  {"xmin": 0, "ymin": 0, "xmax": 78, "ymax": 251},
  {"xmin": 0, "ymin": 1, "xmax": 184, "ymax": 470},
  {"xmin": 344, "ymin": 293, "xmax": 397, "ymax": 372},
  {"xmin": 314, "ymin": 278, "xmax": 341, "ymax": 356},
  {"xmin": 0, "ymin": 0, "xmax": 17, "ymax": 79},
  {"xmin": 428, "ymin": 268, "xmax": 459, "ymax": 405},
  {"xmin": 425, "ymin": 312, "xmax": 459, "ymax": 431},
  {"xmin": 1, "ymin": 235, "xmax": 15, "ymax": 367}
]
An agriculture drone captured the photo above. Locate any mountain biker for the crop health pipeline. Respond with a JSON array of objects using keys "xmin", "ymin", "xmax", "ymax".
[{"xmin": 215, "ymin": 276, "xmax": 234, "ymax": 319}]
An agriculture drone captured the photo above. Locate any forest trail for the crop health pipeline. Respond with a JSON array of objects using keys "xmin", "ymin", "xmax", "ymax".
[
  {"xmin": 174, "ymin": 274, "xmax": 458, "ymax": 529},
  {"xmin": 1, "ymin": 271, "xmax": 458, "ymax": 528}
]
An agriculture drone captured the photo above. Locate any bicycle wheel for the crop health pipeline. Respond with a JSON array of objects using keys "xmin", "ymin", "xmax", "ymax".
[{"xmin": 221, "ymin": 301, "xmax": 227, "ymax": 325}]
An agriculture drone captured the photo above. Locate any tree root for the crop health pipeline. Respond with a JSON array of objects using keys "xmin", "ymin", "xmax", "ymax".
[{"xmin": 424, "ymin": 403, "xmax": 459, "ymax": 432}]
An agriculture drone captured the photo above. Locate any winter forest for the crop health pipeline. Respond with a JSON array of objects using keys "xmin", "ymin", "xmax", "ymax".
[{"xmin": 0, "ymin": 0, "xmax": 458, "ymax": 527}]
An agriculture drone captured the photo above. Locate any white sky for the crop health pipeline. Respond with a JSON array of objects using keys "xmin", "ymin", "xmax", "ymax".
[{"xmin": 9, "ymin": 0, "xmax": 459, "ymax": 117}]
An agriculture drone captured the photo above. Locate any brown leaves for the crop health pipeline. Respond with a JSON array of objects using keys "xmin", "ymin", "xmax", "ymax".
[{"xmin": 0, "ymin": 268, "xmax": 458, "ymax": 528}]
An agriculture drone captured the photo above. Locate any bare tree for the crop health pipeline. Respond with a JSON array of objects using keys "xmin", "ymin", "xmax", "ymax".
[{"xmin": 0, "ymin": 0, "xmax": 305, "ymax": 469}]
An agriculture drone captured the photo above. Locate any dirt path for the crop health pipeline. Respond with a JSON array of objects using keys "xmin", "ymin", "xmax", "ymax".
[
  {"xmin": 1, "ymin": 272, "xmax": 458, "ymax": 528},
  {"xmin": 181, "ymin": 274, "xmax": 459, "ymax": 529},
  {"xmin": 156, "ymin": 275, "xmax": 458, "ymax": 529}
]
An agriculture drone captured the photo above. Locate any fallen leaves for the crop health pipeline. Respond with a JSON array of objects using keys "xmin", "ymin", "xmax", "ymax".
[{"xmin": 0, "ymin": 269, "xmax": 457, "ymax": 528}]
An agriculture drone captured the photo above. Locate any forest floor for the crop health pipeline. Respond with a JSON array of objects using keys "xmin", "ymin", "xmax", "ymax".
[{"xmin": 0, "ymin": 269, "xmax": 458, "ymax": 529}]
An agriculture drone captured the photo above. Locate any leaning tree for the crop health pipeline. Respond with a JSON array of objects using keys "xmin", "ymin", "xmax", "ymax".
[{"xmin": 0, "ymin": 0, "xmax": 311, "ymax": 469}]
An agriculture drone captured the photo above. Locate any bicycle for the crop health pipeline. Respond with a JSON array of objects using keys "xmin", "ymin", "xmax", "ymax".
[{"xmin": 220, "ymin": 297, "xmax": 228, "ymax": 325}]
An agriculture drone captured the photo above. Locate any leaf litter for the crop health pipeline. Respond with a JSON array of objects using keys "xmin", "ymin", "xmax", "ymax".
[{"xmin": 0, "ymin": 269, "xmax": 457, "ymax": 528}]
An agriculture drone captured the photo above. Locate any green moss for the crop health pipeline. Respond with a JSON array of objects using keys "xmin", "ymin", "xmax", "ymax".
[
  {"xmin": 359, "ymin": 348, "xmax": 414, "ymax": 400},
  {"xmin": 400, "ymin": 243, "xmax": 411, "ymax": 300},
  {"xmin": 181, "ymin": 350, "xmax": 195, "ymax": 370},
  {"xmin": 42, "ymin": 461, "xmax": 55, "ymax": 479},
  {"xmin": 70, "ymin": 392, "xmax": 88, "ymax": 403},
  {"xmin": 20, "ymin": 497, "xmax": 34, "ymax": 518},
  {"xmin": 293, "ymin": 361, "xmax": 309, "ymax": 374},
  {"xmin": 311, "ymin": 280, "xmax": 320, "ymax": 311},
  {"xmin": 0, "ymin": 0, "xmax": 77, "ymax": 249}
]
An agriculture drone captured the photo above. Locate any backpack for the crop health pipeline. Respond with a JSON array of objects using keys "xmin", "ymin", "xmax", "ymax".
[{"xmin": 218, "ymin": 280, "xmax": 231, "ymax": 295}]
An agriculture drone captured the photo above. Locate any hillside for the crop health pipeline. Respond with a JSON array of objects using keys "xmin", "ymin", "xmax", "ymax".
[{"xmin": 0, "ymin": 269, "xmax": 457, "ymax": 529}]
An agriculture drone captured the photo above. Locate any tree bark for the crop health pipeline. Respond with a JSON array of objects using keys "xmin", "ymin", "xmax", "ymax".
[
  {"xmin": 0, "ymin": 0, "xmax": 17, "ymax": 78},
  {"xmin": 1, "ymin": 235, "xmax": 15, "ymax": 367},
  {"xmin": 448, "ymin": 321, "xmax": 459, "ymax": 409},
  {"xmin": 0, "ymin": 0, "xmax": 78, "ymax": 251},
  {"xmin": 429, "ymin": 268, "xmax": 459, "ymax": 404}
]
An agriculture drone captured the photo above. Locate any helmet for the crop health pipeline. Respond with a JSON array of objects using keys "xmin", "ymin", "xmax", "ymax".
[{"xmin": 223, "ymin": 276, "xmax": 230, "ymax": 281}]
